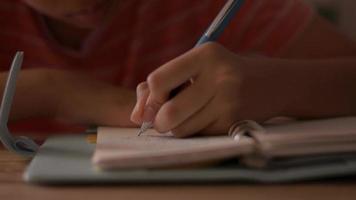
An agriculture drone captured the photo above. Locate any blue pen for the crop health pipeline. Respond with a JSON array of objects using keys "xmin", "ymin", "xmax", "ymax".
[
  {"xmin": 138, "ymin": 0, "xmax": 244, "ymax": 136},
  {"xmin": 195, "ymin": 0, "xmax": 244, "ymax": 46}
]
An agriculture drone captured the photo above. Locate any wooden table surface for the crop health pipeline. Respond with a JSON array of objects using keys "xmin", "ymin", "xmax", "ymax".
[{"xmin": 1, "ymin": 137, "xmax": 356, "ymax": 200}]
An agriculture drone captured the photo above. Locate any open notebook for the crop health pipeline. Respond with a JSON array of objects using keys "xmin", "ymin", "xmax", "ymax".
[{"xmin": 92, "ymin": 117, "xmax": 356, "ymax": 170}]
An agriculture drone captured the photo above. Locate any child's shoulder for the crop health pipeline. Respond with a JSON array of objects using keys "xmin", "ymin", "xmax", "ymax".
[{"xmin": 0, "ymin": 0, "xmax": 43, "ymax": 68}]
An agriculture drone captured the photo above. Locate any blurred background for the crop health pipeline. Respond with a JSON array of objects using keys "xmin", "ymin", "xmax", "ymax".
[{"xmin": 307, "ymin": 0, "xmax": 356, "ymax": 40}]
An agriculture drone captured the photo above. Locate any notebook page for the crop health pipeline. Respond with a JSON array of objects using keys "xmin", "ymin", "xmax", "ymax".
[
  {"xmin": 92, "ymin": 128, "xmax": 254, "ymax": 169},
  {"xmin": 254, "ymin": 117, "xmax": 356, "ymax": 157}
]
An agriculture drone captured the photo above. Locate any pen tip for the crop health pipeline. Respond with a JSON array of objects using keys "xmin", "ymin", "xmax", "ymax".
[{"xmin": 137, "ymin": 122, "xmax": 153, "ymax": 136}]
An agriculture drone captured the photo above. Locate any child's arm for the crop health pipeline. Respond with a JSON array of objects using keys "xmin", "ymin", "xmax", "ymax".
[
  {"xmin": 0, "ymin": 69, "xmax": 136, "ymax": 127},
  {"xmin": 130, "ymin": 42, "xmax": 356, "ymax": 137},
  {"xmin": 130, "ymin": 15, "xmax": 356, "ymax": 137},
  {"xmin": 283, "ymin": 16, "xmax": 356, "ymax": 58}
]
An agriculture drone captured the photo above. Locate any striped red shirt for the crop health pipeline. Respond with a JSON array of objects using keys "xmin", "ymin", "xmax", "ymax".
[{"xmin": 0, "ymin": 0, "xmax": 314, "ymax": 132}]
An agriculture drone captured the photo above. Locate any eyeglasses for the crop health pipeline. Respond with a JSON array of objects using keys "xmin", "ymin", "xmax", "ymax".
[{"xmin": 0, "ymin": 52, "xmax": 39, "ymax": 157}]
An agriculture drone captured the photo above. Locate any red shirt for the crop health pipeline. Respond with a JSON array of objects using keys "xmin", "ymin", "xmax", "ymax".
[{"xmin": 0, "ymin": 0, "xmax": 313, "ymax": 133}]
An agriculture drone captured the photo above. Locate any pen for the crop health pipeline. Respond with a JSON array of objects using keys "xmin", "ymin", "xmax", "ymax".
[{"xmin": 138, "ymin": 0, "xmax": 244, "ymax": 136}]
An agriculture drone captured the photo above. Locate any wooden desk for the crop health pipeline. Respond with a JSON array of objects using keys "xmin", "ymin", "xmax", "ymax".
[{"xmin": 1, "ymin": 139, "xmax": 356, "ymax": 200}]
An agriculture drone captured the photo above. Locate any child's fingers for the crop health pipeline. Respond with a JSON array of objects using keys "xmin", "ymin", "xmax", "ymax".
[
  {"xmin": 170, "ymin": 97, "xmax": 218, "ymax": 138},
  {"xmin": 154, "ymin": 73, "xmax": 216, "ymax": 133},
  {"xmin": 143, "ymin": 43, "xmax": 224, "ymax": 124},
  {"xmin": 130, "ymin": 82, "xmax": 150, "ymax": 124},
  {"xmin": 144, "ymin": 49, "xmax": 202, "ymax": 117}
]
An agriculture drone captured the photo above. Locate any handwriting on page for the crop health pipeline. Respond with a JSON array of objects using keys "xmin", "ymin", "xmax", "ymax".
[
  {"xmin": 92, "ymin": 127, "xmax": 254, "ymax": 169},
  {"xmin": 97, "ymin": 128, "xmax": 238, "ymax": 153}
]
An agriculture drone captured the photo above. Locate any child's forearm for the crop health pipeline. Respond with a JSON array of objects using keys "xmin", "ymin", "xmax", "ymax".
[
  {"xmin": 0, "ymin": 69, "xmax": 137, "ymax": 127},
  {"xmin": 284, "ymin": 16, "xmax": 356, "ymax": 59},
  {"xmin": 0, "ymin": 69, "xmax": 57, "ymax": 121},
  {"xmin": 263, "ymin": 58, "xmax": 356, "ymax": 119}
]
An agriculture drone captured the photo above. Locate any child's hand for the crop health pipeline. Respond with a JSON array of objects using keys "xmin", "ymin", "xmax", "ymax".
[
  {"xmin": 7, "ymin": 69, "xmax": 136, "ymax": 127},
  {"xmin": 47, "ymin": 70, "xmax": 136, "ymax": 127},
  {"xmin": 131, "ymin": 42, "xmax": 284, "ymax": 137}
]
